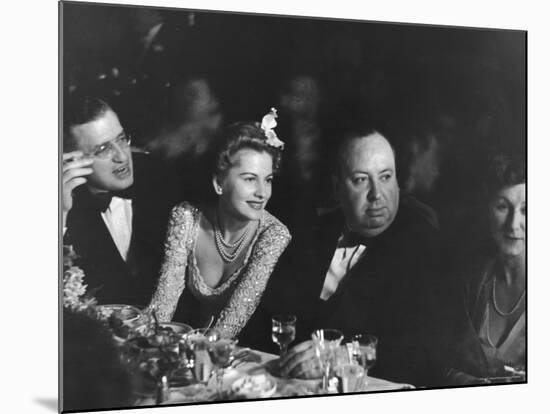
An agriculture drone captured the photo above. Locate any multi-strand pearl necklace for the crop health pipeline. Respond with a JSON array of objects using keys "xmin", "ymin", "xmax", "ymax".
[{"xmin": 213, "ymin": 215, "xmax": 252, "ymax": 263}]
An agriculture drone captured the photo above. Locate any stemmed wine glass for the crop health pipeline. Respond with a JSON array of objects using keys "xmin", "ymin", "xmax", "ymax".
[
  {"xmin": 311, "ymin": 329, "xmax": 344, "ymax": 393},
  {"xmin": 208, "ymin": 337, "xmax": 238, "ymax": 398},
  {"xmin": 271, "ymin": 314, "xmax": 297, "ymax": 359}
]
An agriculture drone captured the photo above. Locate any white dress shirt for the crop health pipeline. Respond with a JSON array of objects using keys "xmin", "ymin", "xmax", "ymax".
[
  {"xmin": 320, "ymin": 234, "xmax": 367, "ymax": 301},
  {"xmin": 101, "ymin": 197, "xmax": 133, "ymax": 261}
]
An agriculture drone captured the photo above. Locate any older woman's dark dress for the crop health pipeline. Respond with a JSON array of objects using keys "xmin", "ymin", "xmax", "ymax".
[{"xmin": 448, "ymin": 258, "xmax": 525, "ymax": 383}]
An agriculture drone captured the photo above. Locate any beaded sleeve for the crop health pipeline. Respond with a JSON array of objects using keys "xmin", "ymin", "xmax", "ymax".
[
  {"xmin": 148, "ymin": 203, "xmax": 196, "ymax": 322},
  {"xmin": 214, "ymin": 216, "xmax": 291, "ymax": 338}
]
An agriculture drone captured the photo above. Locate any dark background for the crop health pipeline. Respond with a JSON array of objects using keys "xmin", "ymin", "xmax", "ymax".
[
  {"xmin": 61, "ymin": 1, "xmax": 526, "ymax": 253},
  {"xmin": 62, "ymin": 2, "xmax": 525, "ymax": 148}
]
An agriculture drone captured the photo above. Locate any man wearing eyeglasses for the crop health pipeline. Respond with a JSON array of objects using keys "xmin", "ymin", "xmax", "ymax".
[{"xmin": 62, "ymin": 95, "xmax": 174, "ymax": 306}]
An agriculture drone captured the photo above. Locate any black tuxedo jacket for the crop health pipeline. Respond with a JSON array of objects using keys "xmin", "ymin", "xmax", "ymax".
[
  {"xmin": 64, "ymin": 154, "xmax": 176, "ymax": 307},
  {"xmin": 242, "ymin": 194, "xmax": 451, "ymax": 387}
]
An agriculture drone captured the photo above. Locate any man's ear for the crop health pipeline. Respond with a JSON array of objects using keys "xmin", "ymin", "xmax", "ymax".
[{"xmin": 212, "ymin": 175, "xmax": 223, "ymax": 195}]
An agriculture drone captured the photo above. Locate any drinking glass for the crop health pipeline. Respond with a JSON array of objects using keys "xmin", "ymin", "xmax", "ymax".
[
  {"xmin": 271, "ymin": 314, "xmax": 297, "ymax": 359},
  {"xmin": 208, "ymin": 338, "xmax": 238, "ymax": 398},
  {"xmin": 334, "ymin": 363, "xmax": 365, "ymax": 393},
  {"xmin": 332, "ymin": 345, "xmax": 364, "ymax": 392},
  {"xmin": 311, "ymin": 329, "xmax": 343, "ymax": 393},
  {"xmin": 183, "ymin": 328, "xmax": 220, "ymax": 386},
  {"xmin": 349, "ymin": 334, "xmax": 378, "ymax": 375}
]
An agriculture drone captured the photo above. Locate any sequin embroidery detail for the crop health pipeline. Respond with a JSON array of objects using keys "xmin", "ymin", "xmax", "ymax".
[{"xmin": 148, "ymin": 202, "xmax": 291, "ymax": 338}]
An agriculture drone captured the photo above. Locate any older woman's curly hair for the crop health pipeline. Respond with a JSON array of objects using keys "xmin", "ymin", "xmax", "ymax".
[
  {"xmin": 212, "ymin": 122, "xmax": 283, "ymax": 180},
  {"xmin": 485, "ymin": 153, "xmax": 526, "ymax": 198}
]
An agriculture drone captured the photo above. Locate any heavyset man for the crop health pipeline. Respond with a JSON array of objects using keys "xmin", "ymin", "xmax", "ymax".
[{"xmin": 271, "ymin": 125, "xmax": 450, "ymax": 386}]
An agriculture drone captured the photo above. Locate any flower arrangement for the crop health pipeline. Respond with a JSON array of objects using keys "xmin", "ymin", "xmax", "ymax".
[{"xmin": 63, "ymin": 245, "xmax": 97, "ymax": 313}]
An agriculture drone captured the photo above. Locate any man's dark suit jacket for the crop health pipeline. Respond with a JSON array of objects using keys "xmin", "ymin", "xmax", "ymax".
[
  {"xmin": 64, "ymin": 154, "xmax": 176, "ymax": 307},
  {"xmin": 240, "ymin": 194, "xmax": 451, "ymax": 387}
]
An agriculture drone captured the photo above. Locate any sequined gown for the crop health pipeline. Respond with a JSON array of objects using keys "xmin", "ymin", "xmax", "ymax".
[{"xmin": 149, "ymin": 202, "xmax": 291, "ymax": 338}]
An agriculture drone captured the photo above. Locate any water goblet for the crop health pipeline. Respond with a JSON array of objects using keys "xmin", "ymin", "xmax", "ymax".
[
  {"xmin": 271, "ymin": 314, "xmax": 297, "ymax": 359},
  {"xmin": 184, "ymin": 328, "xmax": 221, "ymax": 386},
  {"xmin": 334, "ymin": 363, "xmax": 365, "ymax": 393},
  {"xmin": 311, "ymin": 329, "xmax": 344, "ymax": 393},
  {"xmin": 349, "ymin": 334, "xmax": 378, "ymax": 375},
  {"xmin": 208, "ymin": 337, "xmax": 238, "ymax": 398},
  {"xmin": 332, "ymin": 345, "xmax": 364, "ymax": 393}
]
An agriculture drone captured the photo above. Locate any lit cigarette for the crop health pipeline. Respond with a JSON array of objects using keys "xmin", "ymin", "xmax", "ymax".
[
  {"xmin": 63, "ymin": 154, "xmax": 88, "ymax": 163},
  {"xmin": 131, "ymin": 146, "xmax": 150, "ymax": 155}
]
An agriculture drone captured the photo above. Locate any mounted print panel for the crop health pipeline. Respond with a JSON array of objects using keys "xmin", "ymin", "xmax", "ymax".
[{"xmin": 60, "ymin": 1, "xmax": 526, "ymax": 412}]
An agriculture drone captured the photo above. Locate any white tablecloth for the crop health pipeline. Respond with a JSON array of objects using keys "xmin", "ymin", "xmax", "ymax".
[{"xmin": 135, "ymin": 347, "xmax": 413, "ymax": 406}]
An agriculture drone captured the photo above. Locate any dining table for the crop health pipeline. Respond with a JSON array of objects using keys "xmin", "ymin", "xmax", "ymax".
[{"xmin": 132, "ymin": 346, "xmax": 414, "ymax": 406}]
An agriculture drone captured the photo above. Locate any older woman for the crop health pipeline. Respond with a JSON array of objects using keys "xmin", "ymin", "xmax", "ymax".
[
  {"xmin": 448, "ymin": 154, "xmax": 525, "ymax": 384},
  {"xmin": 148, "ymin": 109, "xmax": 291, "ymax": 339}
]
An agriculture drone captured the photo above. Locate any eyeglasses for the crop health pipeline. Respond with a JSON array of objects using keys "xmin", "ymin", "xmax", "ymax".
[{"xmin": 86, "ymin": 132, "xmax": 132, "ymax": 159}]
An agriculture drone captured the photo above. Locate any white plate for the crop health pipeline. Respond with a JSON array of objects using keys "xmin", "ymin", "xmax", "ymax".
[
  {"xmin": 231, "ymin": 374, "xmax": 277, "ymax": 399},
  {"xmin": 206, "ymin": 367, "xmax": 241, "ymax": 390}
]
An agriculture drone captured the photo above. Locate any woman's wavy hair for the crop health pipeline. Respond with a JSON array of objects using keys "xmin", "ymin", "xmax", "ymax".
[
  {"xmin": 484, "ymin": 153, "xmax": 526, "ymax": 199},
  {"xmin": 469, "ymin": 152, "xmax": 526, "ymax": 258},
  {"xmin": 211, "ymin": 122, "xmax": 283, "ymax": 181}
]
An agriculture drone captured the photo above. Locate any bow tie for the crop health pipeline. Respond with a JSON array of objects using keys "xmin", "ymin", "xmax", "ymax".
[
  {"xmin": 338, "ymin": 230, "xmax": 369, "ymax": 248},
  {"xmin": 91, "ymin": 189, "xmax": 133, "ymax": 212}
]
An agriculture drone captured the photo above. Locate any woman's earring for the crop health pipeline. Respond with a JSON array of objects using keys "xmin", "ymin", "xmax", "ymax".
[{"xmin": 215, "ymin": 185, "xmax": 223, "ymax": 195}]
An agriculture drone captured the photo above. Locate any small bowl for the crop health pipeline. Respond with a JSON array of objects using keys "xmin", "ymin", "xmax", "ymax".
[
  {"xmin": 231, "ymin": 374, "xmax": 277, "ymax": 399},
  {"xmin": 96, "ymin": 305, "xmax": 144, "ymax": 344},
  {"xmin": 96, "ymin": 304, "xmax": 142, "ymax": 325},
  {"xmin": 159, "ymin": 322, "xmax": 193, "ymax": 336}
]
